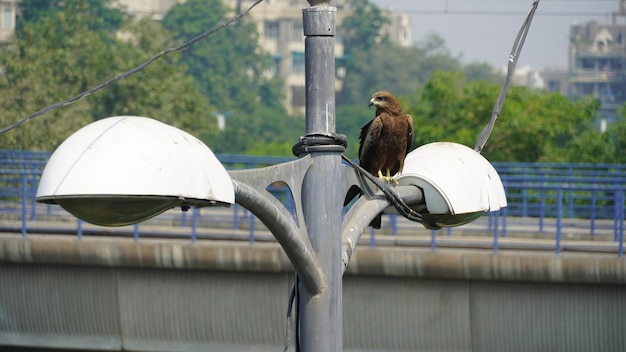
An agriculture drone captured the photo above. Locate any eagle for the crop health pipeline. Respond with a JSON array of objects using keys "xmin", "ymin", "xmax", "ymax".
[{"xmin": 358, "ymin": 91, "xmax": 413, "ymax": 228}]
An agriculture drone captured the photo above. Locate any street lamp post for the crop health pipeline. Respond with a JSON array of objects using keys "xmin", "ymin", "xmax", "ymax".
[
  {"xmin": 35, "ymin": 1, "xmax": 509, "ymax": 351},
  {"xmin": 298, "ymin": 2, "xmax": 342, "ymax": 349}
]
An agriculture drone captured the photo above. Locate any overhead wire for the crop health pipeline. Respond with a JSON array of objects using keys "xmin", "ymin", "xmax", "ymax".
[
  {"xmin": 0, "ymin": 0, "xmax": 264, "ymax": 136},
  {"xmin": 475, "ymin": 0, "xmax": 540, "ymax": 152},
  {"xmin": 404, "ymin": 10, "xmax": 608, "ymax": 17},
  {"xmin": 502, "ymin": 0, "xmax": 607, "ymax": 1},
  {"xmin": 379, "ymin": 0, "xmax": 611, "ymax": 17}
]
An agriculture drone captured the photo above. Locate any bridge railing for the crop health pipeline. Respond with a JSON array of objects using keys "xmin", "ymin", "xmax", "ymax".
[{"xmin": 0, "ymin": 150, "xmax": 624, "ymax": 256}]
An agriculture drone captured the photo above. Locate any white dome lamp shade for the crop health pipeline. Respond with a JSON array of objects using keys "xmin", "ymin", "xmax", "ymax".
[
  {"xmin": 397, "ymin": 142, "xmax": 507, "ymax": 230},
  {"xmin": 36, "ymin": 116, "xmax": 234, "ymax": 227}
]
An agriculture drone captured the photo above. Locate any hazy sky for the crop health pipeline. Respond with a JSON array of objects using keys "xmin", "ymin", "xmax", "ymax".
[{"xmin": 370, "ymin": 0, "xmax": 620, "ymax": 70}]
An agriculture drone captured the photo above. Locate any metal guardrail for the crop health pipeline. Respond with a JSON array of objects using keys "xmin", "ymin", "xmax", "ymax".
[{"xmin": 0, "ymin": 150, "xmax": 624, "ymax": 256}]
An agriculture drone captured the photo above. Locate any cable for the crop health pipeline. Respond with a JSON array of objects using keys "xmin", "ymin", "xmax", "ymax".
[
  {"xmin": 0, "ymin": 0, "xmax": 264, "ymax": 136},
  {"xmin": 395, "ymin": 10, "xmax": 609, "ymax": 17},
  {"xmin": 405, "ymin": 0, "xmax": 612, "ymax": 2},
  {"xmin": 294, "ymin": 274, "xmax": 300, "ymax": 351},
  {"xmin": 283, "ymin": 274, "xmax": 300, "ymax": 352},
  {"xmin": 283, "ymin": 277, "xmax": 296, "ymax": 352},
  {"xmin": 474, "ymin": 0, "xmax": 540, "ymax": 153},
  {"xmin": 341, "ymin": 155, "xmax": 424, "ymax": 224}
]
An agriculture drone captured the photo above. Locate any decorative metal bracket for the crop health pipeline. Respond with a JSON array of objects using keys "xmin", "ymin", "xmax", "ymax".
[{"xmin": 229, "ymin": 156, "xmax": 426, "ymax": 293}]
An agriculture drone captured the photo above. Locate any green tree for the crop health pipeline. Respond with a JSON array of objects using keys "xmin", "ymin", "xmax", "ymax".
[
  {"xmin": 90, "ymin": 18, "xmax": 216, "ymax": 139},
  {"xmin": 209, "ymin": 105, "xmax": 304, "ymax": 155},
  {"xmin": 552, "ymin": 128, "xmax": 614, "ymax": 163},
  {"xmin": 0, "ymin": 0, "xmax": 110, "ymax": 149},
  {"xmin": 605, "ymin": 106, "xmax": 626, "ymax": 163},
  {"xmin": 0, "ymin": 0, "xmax": 213, "ymax": 150},
  {"xmin": 405, "ymin": 71, "xmax": 601, "ymax": 162},
  {"xmin": 162, "ymin": 0, "xmax": 294, "ymax": 154},
  {"xmin": 463, "ymin": 62, "xmax": 503, "ymax": 83},
  {"xmin": 16, "ymin": 0, "xmax": 126, "ymax": 34},
  {"xmin": 161, "ymin": 0, "xmax": 285, "ymax": 114},
  {"xmin": 336, "ymin": 104, "xmax": 372, "ymax": 158},
  {"xmin": 341, "ymin": 0, "xmax": 390, "ymax": 51},
  {"xmin": 339, "ymin": 6, "xmax": 462, "ymax": 105}
]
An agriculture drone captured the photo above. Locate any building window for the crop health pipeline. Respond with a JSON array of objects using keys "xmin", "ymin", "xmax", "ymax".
[
  {"xmin": 547, "ymin": 80, "xmax": 560, "ymax": 92},
  {"xmin": 579, "ymin": 83, "xmax": 594, "ymax": 95},
  {"xmin": 292, "ymin": 21, "xmax": 303, "ymax": 41},
  {"xmin": 580, "ymin": 58, "xmax": 595, "ymax": 70},
  {"xmin": 609, "ymin": 58, "xmax": 622, "ymax": 71},
  {"xmin": 2, "ymin": 4, "xmax": 14, "ymax": 30},
  {"xmin": 264, "ymin": 21, "xmax": 279, "ymax": 39},
  {"xmin": 599, "ymin": 83, "xmax": 615, "ymax": 103},
  {"xmin": 292, "ymin": 52, "xmax": 305, "ymax": 75},
  {"xmin": 266, "ymin": 55, "xmax": 281, "ymax": 77},
  {"xmin": 291, "ymin": 85, "xmax": 305, "ymax": 108}
]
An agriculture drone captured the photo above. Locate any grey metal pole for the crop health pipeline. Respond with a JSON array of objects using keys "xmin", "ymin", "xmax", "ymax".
[{"xmin": 298, "ymin": 1, "xmax": 342, "ymax": 350}]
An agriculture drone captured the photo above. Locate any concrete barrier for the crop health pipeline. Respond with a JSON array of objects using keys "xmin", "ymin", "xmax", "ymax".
[{"xmin": 1, "ymin": 234, "xmax": 625, "ymax": 351}]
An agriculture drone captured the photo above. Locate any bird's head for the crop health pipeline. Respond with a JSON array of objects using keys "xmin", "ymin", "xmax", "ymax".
[{"xmin": 369, "ymin": 91, "xmax": 402, "ymax": 115}]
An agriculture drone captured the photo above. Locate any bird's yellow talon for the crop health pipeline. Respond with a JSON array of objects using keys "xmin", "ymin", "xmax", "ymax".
[{"xmin": 379, "ymin": 175, "xmax": 398, "ymax": 185}]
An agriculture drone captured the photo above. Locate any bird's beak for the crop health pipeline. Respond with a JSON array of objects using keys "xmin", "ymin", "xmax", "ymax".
[{"xmin": 368, "ymin": 99, "xmax": 374, "ymax": 108}]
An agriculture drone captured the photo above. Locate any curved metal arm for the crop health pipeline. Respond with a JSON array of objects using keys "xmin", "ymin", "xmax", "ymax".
[
  {"xmin": 341, "ymin": 185, "xmax": 424, "ymax": 274},
  {"xmin": 232, "ymin": 180, "xmax": 325, "ymax": 295}
]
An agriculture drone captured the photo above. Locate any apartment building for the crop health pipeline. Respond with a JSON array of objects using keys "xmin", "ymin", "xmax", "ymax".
[
  {"xmin": 230, "ymin": 0, "xmax": 348, "ymax": 111},
  {"xmin": 114, "ymin": 0, "xmax": 411, "ymax": 112},
  {"xmin": 527, "ymin": 0, "xmax": 625, "ymax": 129},
  {"xmin": 568, "ymin": 5, "xmax": 626, "ymax": 127},
  {"xmin": 222, "ymin": 0, "xmax": 411, "ymax": 112}
]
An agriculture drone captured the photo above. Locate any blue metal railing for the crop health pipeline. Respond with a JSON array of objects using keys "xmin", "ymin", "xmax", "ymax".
[{"xmin": 0, "ymin": 150, "xmax": 624, "ymax": 255}]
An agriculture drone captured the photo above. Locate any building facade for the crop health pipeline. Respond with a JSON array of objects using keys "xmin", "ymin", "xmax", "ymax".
[
  {"xmin": 224, "ymin": 0, "xmax": 411, "ymax": 112},
  {"xmin": 112, "ymin": 0, "xmax": 179, "ymax": 20},
  {"xmin": 113, "ymin": 0, "xmax": 411, "ymax": 112},
  {"xmin": 567, "ymin": 0, "xmax": 626, "ymax": 127},
  {"xmin": 530, "ymin": 0, "xmax": 625, "ymax": 129}
]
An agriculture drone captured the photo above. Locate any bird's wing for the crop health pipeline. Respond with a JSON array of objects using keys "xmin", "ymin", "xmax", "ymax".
[
  {"xmin": 357, "ymin": 119, "xmax": 373, "ymax": 159},
  {"xmin": 358, "ymin": 117, "xmax": 384, "ymax": 172},
  {"xmin": 405, "ymin": 114, "xmax": 413, "ymax": 154}
]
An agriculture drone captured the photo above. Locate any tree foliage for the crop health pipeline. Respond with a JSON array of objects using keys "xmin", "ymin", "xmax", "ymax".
[
  {"xmin": 404, "ymin": 71, "xmax": 605, "ymax": 162},
  {"xmin": 161, "ymin": 0, "xmax": 298, "ymax": 154},
  {"xmin": 16, "ymin": 0, "xmax": 126, "ymax": 34},
  {"xmin": 0, "ymin": 0, "xmax": 622, "ymax": 162},
  {"xmin": 89, "ymin": 19, "xmax": 216, "ymax": 140},
  {"xmin": 0, "ymin": 0, "xmax": 213, "ymax": 150},
  {"xmin": 0, "ymin": 0, "xmax": 111, "ymax": 149},
  {"xmin": 336, "ymin": 104, "xmax": 372, "ymax": 158},
  {"xmin": 341, "ymin": 0, "xmax": 390, "ymax": 52},
  {"xmin": 338, "ymin": 0, "xmax": 463, "ymax": 105}
]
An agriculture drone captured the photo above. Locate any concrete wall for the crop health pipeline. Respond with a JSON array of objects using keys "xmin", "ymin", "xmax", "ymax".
[{"xmin": 0, "ymin": 234, "xmax": 625, "ymax": 351}]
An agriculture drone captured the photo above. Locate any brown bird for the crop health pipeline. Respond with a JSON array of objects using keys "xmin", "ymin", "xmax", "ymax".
[{"xmin": 358, "ymin": 91, "xmax": 413, "ymax": 228}]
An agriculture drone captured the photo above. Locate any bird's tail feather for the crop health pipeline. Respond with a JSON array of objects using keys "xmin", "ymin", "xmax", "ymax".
[{"xmin": 370, "ymin": 214, "xmax": 381, "ymax": 229}]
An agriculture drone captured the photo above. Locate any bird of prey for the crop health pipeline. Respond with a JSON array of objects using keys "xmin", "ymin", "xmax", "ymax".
[{"xmin": 358, "ymin": 91, "xmax": 413, "ymax": 228}]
